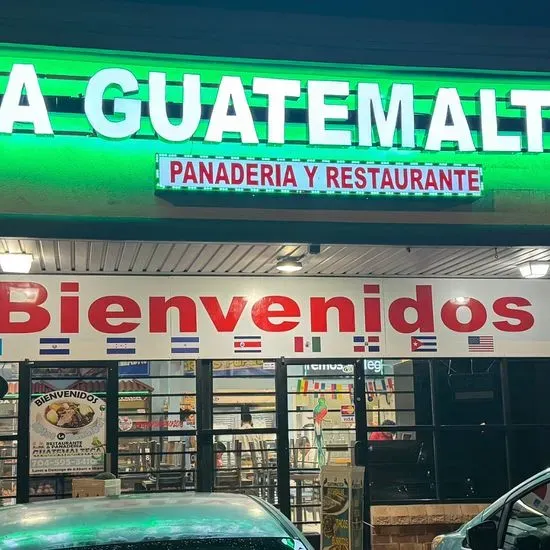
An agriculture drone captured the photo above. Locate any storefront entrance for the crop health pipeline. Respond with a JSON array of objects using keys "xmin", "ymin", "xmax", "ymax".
[
  {"xmin": 4, "ymin": 359, "xmax": 366, "ymax": 529},
  {"xmin": 2, "ymin": 357, "xmax": 436, "ymax": 534}
]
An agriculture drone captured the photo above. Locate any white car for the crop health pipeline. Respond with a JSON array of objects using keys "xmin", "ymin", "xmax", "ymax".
[{"xmin": 432, "ymin": 468, "xmax": 550, "ymax": 550}]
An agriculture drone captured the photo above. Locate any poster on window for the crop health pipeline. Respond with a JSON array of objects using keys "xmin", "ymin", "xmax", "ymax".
[{"xmin": 29, "ymin": 390, "xmax": 106, "ymax": 475}]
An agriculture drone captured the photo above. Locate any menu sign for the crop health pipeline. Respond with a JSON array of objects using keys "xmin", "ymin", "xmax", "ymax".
[
  {"xmin": 321, "ymin": 465, "xmax": 365, "ymax": 550},
  {"xmin": 30, "ymin": 390, "xmax": 106, "ymax": 475}
]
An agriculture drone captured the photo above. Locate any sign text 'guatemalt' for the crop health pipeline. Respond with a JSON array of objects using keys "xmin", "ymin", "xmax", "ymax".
[
  {"xmin": 0, "ymin": 275, "xmax": 548, "ymax": 360},
  {"xmin": 2, "ymin": 44, "xmax": 550, "ymax": 199}
]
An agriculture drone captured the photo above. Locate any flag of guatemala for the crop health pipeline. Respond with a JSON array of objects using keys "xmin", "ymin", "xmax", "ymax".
[
  {"xmin": 171, "ymin": 336, "xmax": 200, "ymax": 354},
  {"xmin": 106, "ymin": 337, "xmax": 136, "ymax": 355},
  {"xmin": 39, "ymin": 337, "xmax": 70, "ymax": 356}
]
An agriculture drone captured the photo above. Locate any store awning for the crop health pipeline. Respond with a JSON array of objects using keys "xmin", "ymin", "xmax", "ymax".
[{"xmin": 0, "ymin": 238, "xmax": 548, "ymax": 278}]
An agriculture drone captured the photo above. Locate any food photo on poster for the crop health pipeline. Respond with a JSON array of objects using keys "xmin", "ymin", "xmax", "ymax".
[{"xmin": 30, "ymin": 389, "xmax": 106, "ymax": 476}]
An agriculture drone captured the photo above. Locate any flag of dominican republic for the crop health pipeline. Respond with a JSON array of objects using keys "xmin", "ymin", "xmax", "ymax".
[
  {"xmin": 106, "ymin": 337, "xmax": 136, "ymax": 355},
  {"xmin": 353, "ymin": 335, "xmax": 381, "ymax": 353},
  {"xmin": 39, "ymin": 337, "xmax": 70, "ymax": 356},
  {"xmin": 171, "ymin": 336, "xmax": 200, "ymax": 354},
  {"xmin": 234, "ymin": 335, "xmax": 262, "ymax": 353}
]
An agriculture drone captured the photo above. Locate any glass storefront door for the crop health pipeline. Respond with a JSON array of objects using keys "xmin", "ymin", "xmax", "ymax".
[
  {"xmin": 211, "ymin": 360, "xmax": 278, "ymax": 506},
  {"xmin": 287, "ymin": 360, "xmax": 358, "ymax": 533},
  {"xmin": 117, "ymin": 360, "xmax": 197, "ymax": 494}
]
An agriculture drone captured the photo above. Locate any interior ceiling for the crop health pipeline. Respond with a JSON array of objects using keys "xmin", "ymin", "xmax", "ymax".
[{"xmin": 1, "ymin": 238, "xmax": 549, "ymax": 278}]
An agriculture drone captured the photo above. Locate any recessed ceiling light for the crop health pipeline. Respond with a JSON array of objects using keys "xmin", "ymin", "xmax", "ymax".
[
  {"xmin": 276, "ymin": 258, "xmax": 303, "ymax": 273},
  {"xmin": 0, "ymin": 253, "xmax": 34, "ymax": 274},
  {"xmin": 518, "ymin": 261, "xmax": 549, "ymax": 279}
]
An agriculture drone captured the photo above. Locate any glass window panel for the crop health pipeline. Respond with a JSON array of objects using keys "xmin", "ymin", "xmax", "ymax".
[
  {"xmin": 509, "ymin": 428, "xmax": 550, "ymax": 486},
  {"xmin": 213, "ymin": 361, "xmax": 276, "ymax": 430},
  {"xmin": 213, "ymin": 434, "xmax": 278, "ymax": 507},
  {"xmin": 367, "ymin": 429, "xmax": 435, "ymax": 502},
  {"xmin": 433, "ymin": 359, "xmax": 503, "ymax": 425},
  {"xmin": 0, "ymin": 440, "xmax": 16, "ymax": 506},
  {"xmin": 287, "ymin": 361, "xmax": 355, "ymax": 534},
  {"xmin": 213, "ymin": 360, "xmax": 275, "ymax": 378},
  {"xmin": 438, "ymin": 428, "xmax": 507, "ymax": 500},
  {"xmin": 118, "ymin": 361, "xmax": 197, "ymax": 495},
  {"xmin": 290, "ymin": 467, "xmax": 321, "ymax": 535},
  {"xmin": 508, "ymin": 360, "xmax": 550, "ymax": 425},
  {"xmin": 118, "ymin": 361, "xmax": 196, "ymax": 434},
  {"xmin": 29, "ymin": 476, "xmax": 64, "ymax": 500},
  {"xmin": 365, "ymin": 359, "xmax": 432, "ymax": 429},
  {"xmin": 118, "ymin": 435, "xmax": 196, "ymax": 493},
  {"xmin": 0, "ymin": 363, "xmax": 19, "ymax": 437}
]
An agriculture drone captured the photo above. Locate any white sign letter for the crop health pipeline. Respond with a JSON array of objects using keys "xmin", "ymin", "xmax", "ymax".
[
  {"xmin": 0, "ymin": 64, "xmax": 52, "ymax": 135},
  {"xmin": 252, "ymin": 77, "xmax": 301, "ymax": 144},
  {"xmin": 205, "ymin": 76, "xmax": 258, "ymax": 143},
  {"xmin": 511, "ymin": 89, "xmax": 550, "ymax": 152},
  {"xmin": 358, "ymin": 83, "xmax": 415, "ymax": 148},
  {"xmin": 149, "ymin": 72, "xmax": 201, "ymax": 142},
  {"xmin": 308, "ymin": 80, "xmax": 351, "ymax": 146},
  {"xmin": 85, "ymin": 68, "xmax": 141, "ymax": 139},
  {"xmin": 480, "ymin": 89, "xmax": 521, "ymax": 152},
  {"xmin": 425, "ymin": 88, "xmax": 475, "ymax": 151}
]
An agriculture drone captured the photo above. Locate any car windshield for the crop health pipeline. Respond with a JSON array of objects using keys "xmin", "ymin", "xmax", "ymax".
[{"xmin": 51, "ymin": 539, "xmax": 308, "ymax": 550}]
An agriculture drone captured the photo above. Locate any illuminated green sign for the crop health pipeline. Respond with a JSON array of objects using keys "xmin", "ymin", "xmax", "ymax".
[{"xmin": 0, "ymin": 43, "xmax": 549, "ymax": 198}]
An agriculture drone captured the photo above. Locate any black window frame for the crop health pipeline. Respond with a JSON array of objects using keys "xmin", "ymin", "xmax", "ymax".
[{"xmin": 5, "ymin": 356, "xmax": 549, "ymax": 537}]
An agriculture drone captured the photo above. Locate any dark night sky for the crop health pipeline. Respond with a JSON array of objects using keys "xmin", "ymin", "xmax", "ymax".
[{"xmin": 116, "ymin": 0, "xmax": 550, "ymax": 27}]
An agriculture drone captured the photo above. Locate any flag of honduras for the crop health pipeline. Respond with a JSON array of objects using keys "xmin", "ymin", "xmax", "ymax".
[
  {"xmin": 106, "ymin": 337, "xmax": 136, "ymax": 355},
  {"xmin": 40, "ymin": 337, "xmax": 70, "ymax": 356}
]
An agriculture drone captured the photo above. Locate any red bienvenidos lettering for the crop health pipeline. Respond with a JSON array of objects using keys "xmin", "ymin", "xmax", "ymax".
[
  {"xmin": 200, "ymin": 296, "xmax": 248, "ymax": 332},
  {"xmin": 0, "ymin": 282, "xmax": 537, "ymax": 338},
  {"xmin": 388, "ymin": 285, "xmax": 434, "ymax": 333},
  {"xmin": 88, "ymin": 296, "xmax": 141, "ymax": 333},
  {"xmin": 493, "ymin": 297, "xmax": 534, "ymax": 332},
  {"xmin": 0, "ymin": 282, "xmax": 50, "ymax": 333},
  {"xmin": 251, "ymin": 296, "xmax": 300, "ymax": 332},
  {"xmin": 440, "ymin": 297, "xmax": 487, "ymax": 333},
  {"xmin": 310, "ymin": 297, "xmax": 355, "ymax": 332}
]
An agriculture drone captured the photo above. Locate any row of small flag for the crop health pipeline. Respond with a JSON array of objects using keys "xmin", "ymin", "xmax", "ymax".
[
  {"xmin": 38, "ymin": 336, "xmax": 259, "ymax": 356},
  {"xmin": 294, "ymin": 335, "xmax": 380, "ymax": 353},
  {"xmin": 296, "ymin": 380, "xmax": 353, "ymax": 399},
  {"xmin": 410, "ymin": 335, "xmax": 494, "ymax": 352},
  {"xmin": 35, "ymin": 334, "xmax": 494, "ymax": 356}
]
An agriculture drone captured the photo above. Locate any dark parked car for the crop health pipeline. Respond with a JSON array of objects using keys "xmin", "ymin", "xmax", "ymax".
[{"xmin": 0, "ymin": 492, "xmax": 314, "ymax": 550}]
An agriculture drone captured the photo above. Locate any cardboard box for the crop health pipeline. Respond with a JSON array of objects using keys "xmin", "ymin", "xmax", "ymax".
[{"xmin": 72, "ymin": 478, "xmax": 121, "ymax": 498}]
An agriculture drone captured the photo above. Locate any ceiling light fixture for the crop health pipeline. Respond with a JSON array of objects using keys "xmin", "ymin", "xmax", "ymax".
[
  {"xmin": 276, "ymin": 258, "xmax": 303, "ymax": 273},
  {"xmin": 518, "ymin": 261, "xmax": 550, "ymax": 279},
  {"xmin": 0, "ymin": 253, "xmax": 34, "ymax": 274}
]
